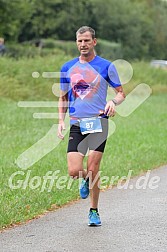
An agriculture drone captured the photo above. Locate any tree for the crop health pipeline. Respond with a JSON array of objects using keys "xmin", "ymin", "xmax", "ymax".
[
  {"xmin": 18, "ymin": 0, "xmax": 97, "ymax": 41},
  {"xmin": 0, "ymin": 0, "xmax": 35, "ymax": 41}
]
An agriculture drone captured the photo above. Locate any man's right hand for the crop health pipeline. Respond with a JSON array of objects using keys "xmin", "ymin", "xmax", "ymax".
[{"xmin": 57, "ymin": 120, "xmax": 66, "ymax": 140}]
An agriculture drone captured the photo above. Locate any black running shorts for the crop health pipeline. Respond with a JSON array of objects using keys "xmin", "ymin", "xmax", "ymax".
[{"xmin": 67, "ymin": 118, "xmax": 108, "ymax": 155}]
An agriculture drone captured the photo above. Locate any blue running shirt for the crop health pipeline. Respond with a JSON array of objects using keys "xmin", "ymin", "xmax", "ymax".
[{"xmin": 60, "ymin": 56, "xmax": 121, "ymax": 124}]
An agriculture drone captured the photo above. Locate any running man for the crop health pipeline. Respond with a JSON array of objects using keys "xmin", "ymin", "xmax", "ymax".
[{"xmin": 58, "ymin": 26, "xmax": 125, "ymax": 226}]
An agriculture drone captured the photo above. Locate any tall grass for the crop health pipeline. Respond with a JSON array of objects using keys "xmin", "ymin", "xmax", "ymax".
[{"xmin": 0, "ymin": 57, "xmax": 166, "ymax": 102}]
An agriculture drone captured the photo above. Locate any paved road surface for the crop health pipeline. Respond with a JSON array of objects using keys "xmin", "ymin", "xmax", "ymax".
[{"xmin": 0, "ymin": 165, "xmax": 167, "ymax": 252}]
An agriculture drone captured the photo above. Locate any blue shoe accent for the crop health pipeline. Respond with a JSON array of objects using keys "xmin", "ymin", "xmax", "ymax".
[
  {"xmin": 80, "ymin": 178, "xmax": 89, "ymax": 199},
  {"xmin": 88, "ymin": 210, "xmax": 101, "ymax": 226}
]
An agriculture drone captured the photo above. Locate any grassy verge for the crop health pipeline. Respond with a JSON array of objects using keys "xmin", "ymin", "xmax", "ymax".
[
  {"xmin": 0, "ymin": 57, "xmax": 167, "ymax": 100},
  {"xmin": 124, "ymin": 61, "xmax": 167, "ymax": 94},
  {"xmin": 0, "ymin": 55, "xmax": 167, "ymax": 229}
]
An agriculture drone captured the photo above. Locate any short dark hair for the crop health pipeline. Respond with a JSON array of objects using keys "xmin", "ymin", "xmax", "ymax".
[{"xmin": 76, "ymin": 26, "xmax": 96, "ymax": 39}]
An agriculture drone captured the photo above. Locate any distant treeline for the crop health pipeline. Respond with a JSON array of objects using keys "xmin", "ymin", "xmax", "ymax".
[{"xmin": 0, "ymin": 0, "xmax": 167, "ymax": 59}]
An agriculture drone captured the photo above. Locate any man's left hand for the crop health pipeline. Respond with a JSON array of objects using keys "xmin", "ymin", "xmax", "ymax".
[{"xmin": 104, "ymin": 100, "xmax": 116, "ymax": 117}]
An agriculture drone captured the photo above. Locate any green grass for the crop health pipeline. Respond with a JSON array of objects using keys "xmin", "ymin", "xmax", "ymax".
[
  {"xmin": 0, "ymin": 55, "xmax": 167, "ymax": 229},
  {"xmin": 0, "ymin": 54, "xmax": 71, "ymax": 101},
  {"xmin": 125, "ymin": 61, "xmax": 167, "ymax": 94},
  {"xmin": 0, "ymin": 57, "xmax": 167, "ymax": 100}
]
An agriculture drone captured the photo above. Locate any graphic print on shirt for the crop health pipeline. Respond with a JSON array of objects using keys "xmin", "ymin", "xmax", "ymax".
[{"xmin": 69, "ymin": 63, "xmax": 100, "ymax": 100}]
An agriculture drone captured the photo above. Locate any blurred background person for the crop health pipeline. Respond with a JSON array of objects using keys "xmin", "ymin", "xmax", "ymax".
[{"xmin": 0, "ymin": 38, "xmax": 6, "ymax": 56}]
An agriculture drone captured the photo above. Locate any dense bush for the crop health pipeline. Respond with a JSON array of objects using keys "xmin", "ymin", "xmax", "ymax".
[
  {"xmin": 43, "ymin": 39, "xmax": 78, "ymax": 56},
  {"xmin": 96, "ymin": 39, "xmax": 122, "ymax": 60},
  {"xmin": 4, "ymin": 43, "xmax": 64, "ymax": 59},
  {"xmin": 43, "ymin": 39, "xmax": 122, "ymax": 60},
  {"xmin": 5, "ymin": 39, "xmax": 122, "ymax": 60},
  {"xmin": 4, "ymin": 44, "xmax": 39, "ymax": 58}
]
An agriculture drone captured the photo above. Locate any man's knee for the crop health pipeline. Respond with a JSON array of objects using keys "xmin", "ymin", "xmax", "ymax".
[
  {"xmin": 88, "ymin": 160, "xmax": 101, "ymax": 173},
  {"xmin": 67, "ymin": 152, "xmax": 84, "ymax": 178},
  {"xmin": 68, "ymin": 169, "xmax": 84, "ymax": 179},
  {"xmin": 68, "ymin": 170, "xmax": 78, "ymax": 179}
]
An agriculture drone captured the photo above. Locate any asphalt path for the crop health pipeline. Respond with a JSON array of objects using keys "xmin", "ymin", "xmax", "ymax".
[{"xmin": 0, "ymin": 165, "xmax": 167, "ymax": 252}]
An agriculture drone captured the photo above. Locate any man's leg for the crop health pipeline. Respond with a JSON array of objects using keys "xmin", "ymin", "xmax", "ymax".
[
  {"xmin": 67, "ymin": 124, "xmax": 87, "ymax": 178},
  {"xmin": 87, "ymin": 150, "xmax": 103, "ymax": 209},
  {"xmin": 67, "ymin": 152, "xmax": 90, "ymax": 199},
  {"xmin": 67, "ymin": 152, "xmax": 86, "ymax": 179},
  {"xmin": 87, "ymin": 118, "xmax": 108, "ymax": 209}
]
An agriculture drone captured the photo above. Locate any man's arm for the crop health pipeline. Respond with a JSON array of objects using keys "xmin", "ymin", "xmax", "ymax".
[
  {"xmin": 57, "ymin": 90, "xmax": 68, "ymax": 139},
  {"xmin": 105, "ymin": 86, "xmax": 125, "ymax": 117}
]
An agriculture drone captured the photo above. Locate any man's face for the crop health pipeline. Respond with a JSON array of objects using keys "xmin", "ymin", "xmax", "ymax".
[{"xmin": 76, "ymin": 31, "xmax": 97, "ymax": 57}]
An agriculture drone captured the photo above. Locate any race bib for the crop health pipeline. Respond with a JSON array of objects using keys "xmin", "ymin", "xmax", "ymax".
[{"xmin": 79, "ymin": 117, "xmax": 102, "ymax": 135}]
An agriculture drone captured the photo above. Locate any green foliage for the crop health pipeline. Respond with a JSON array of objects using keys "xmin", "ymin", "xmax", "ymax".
[
  {"xmin": 96, "ymin": 39, "xmax": 122, "ymax": 60},
  {"xmin": 42, "ymin": 39, "xmax": 79, "ymax": 57},
  {"xmin": 0, "ymin": 0, "xmax": 35, "ymax": 40},
  {"xmin": 18, "ymin": 0, "xmax": 97, "ymax": 41},
  {"xmin": 5, "ymin": 38, "xmax": 122, "ymax": 60},
  {"xmin": 91, "ymin": 0, "xmax": 167, "ymax": 59},
  {"xmin": 5, "ymin": 44, "xmax": 40, "ymax": 59},
  {"xmin": 1, "ymin": 0, "xmax": 167, "ymax": 61},
  {"xmin": 5, "ymin": 43, "xmax": 64, "ymax": 59},
  {"xmin": 42, "ymin": 38, "xmax": 123, "ymax": 59}
]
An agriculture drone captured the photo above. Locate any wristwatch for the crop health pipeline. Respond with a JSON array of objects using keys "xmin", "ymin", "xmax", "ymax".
[{"xmin": 112, "ymin": 99, "xmax": 118, "ymax": 105}]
